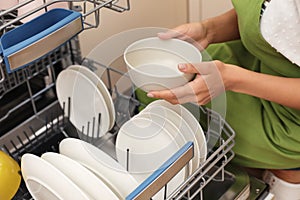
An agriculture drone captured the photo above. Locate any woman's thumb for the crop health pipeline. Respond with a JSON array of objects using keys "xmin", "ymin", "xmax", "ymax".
[{"xmin": 178, "ymin": 63, "xmax": 199, "ymax": 74}]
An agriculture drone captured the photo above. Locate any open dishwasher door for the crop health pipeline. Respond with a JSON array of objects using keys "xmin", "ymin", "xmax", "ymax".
[{"xmin": 0, "ymin": 1, "xmax": 273, "ymax": 199}]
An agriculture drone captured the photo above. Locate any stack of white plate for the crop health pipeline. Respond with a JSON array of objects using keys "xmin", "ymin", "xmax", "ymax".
[
  {"xmin": 115, "ymin": 99, "xmax": 207, "ymax": 199},
  {"xmin": 21, "ymin": 138, "xmax": 139, "ymax": 200},
  {"xmin": 21, "ymin": 64, "xmax": 207, "ymax": 199},
  {"xmin": 56, "ymin": 65, "xmax": 116, "ymax": 138}
]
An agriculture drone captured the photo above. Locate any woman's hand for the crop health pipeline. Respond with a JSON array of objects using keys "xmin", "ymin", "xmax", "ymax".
[
  {"xmin": 157, "ymin": 9, "xmax": 241, "ymax": 49},
  {"xmin": 147, "ymin": 60, "xmax": 300, "ymax": 110},
  {"xmin": 157, "ymin": 22, "xmax": 211, "ymax": 50},
  {"xmin": 147, "ymin": 61, "xmax": 230, "ymax": 105}
]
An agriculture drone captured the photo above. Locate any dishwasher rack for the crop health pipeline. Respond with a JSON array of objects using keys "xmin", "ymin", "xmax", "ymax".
[
  {"xmin": 0, "ymin": 2, "xmax": 237, "ymax": 200},
  {"xmin": 0, "ymin": 57, "xmax": 236, "ymax": 200},
  {"xmin": 0, "ymin": 0, "xmax": 130, "ymax": 33}
]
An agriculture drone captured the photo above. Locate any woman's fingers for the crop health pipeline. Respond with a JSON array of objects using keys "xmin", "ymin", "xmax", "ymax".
[
  {"xmin": 178, "ymin": 62, "xmax": 216, "ymax": 75},
  {"xmin": 157, "ymin": 29, "xmax": 182, "ymax": 40},
  {"xmin": 147, "ymin": 80, "xmax": 201, "ymax": 104},
  {"xmin": 146, "ymin": 61, "xmax": 225, "ymax": 105}
]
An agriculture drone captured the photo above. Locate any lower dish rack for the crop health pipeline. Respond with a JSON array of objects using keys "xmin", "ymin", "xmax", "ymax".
[{"xmin": 0, "ymin": 55, "xmax": 238, "ymax": 200}]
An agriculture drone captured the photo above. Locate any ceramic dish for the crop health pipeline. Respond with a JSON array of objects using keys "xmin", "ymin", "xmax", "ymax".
[
  {"xmin": 140, "ymin": 105, "xmax": 200, "ymax": 173},
  {"xmin": 68, "ymin": 65, "xmax": 116, "ymax": 129},
  {"xmin": 56, "ymin": 69, "xmax": 110, "ymax": 137},
  {"xmin": 124, "ymin": 37, "xmax": 201, "ymax": 92},
  {"xmin": 21, "ymin": 153, "xmax": 90, "ymax": 200},
  {"xmin": 133, "ymin": 112, "xmax": 191, "ymax": 173},
  {"xmin": 148, "ymin": 100, "xmax": 207, "ymax": 163},
  {"xmin": 41, "ymin": 152, "xmax": 119, "ymax": 200},
  {"xmin": 116, "ymin": 114, "xmax": 186, "ymax": 200},
  {"xmin": 116, "ymin": 116, "xmax": 179, "ymax": 174},
  {"xmin": 59, "ymin": 138, "xmax": 138, "ymax": 199}
]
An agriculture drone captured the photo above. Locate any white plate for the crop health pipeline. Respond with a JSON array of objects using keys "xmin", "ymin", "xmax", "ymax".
[
  {"xmin": 116, "ymin": 116, "xmax": 179, "ymax": 173},
  {"xmin": 116, "ymin": 115, "xmax": 186, "ymax": 199},
  {"xmin": 41, "ymin": 152, "xmax": 119, "ymax": 200},
  {"xmin": 134, "ymin": 112, "xmax": 192, "ymax": 173},
  {"xmin": 56, "ymin": 69, "xmax": 110, "ymax": 137},
  {"xmin": 148, "ymin": 100, "xmax": 207, "ymax": 164},
  {"xmin": 140, "ymin": 105, "xmax": 199, "ymax": 173},
  {"xmin": 68, "ymin": 65, "xmax": 116, "ymax": 129},
  {"xmin": 21, "ymin": 153, "xmax": 90, "ymax": 200},
  {"xmin": 59, "ymin": 138, "xmax": 138, "ymax": 199}
]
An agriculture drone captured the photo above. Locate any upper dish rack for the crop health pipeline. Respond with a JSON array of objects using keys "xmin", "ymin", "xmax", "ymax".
[
  {"xmin": 0, "ymin": 0, "xmax": 130, "ymax": 33},
  {"xmin": 0, "ymin": 0, "xmax": 130, "ymax": 88}
]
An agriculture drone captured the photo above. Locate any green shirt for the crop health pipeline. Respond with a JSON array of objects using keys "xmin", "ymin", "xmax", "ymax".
[
  {"xmin": 136, "ymin": 0, "xmax": 300, "ymax": 169},
  {"xmin": 206, "ymin": 0, "xmax": 300, "ymax": 168}
]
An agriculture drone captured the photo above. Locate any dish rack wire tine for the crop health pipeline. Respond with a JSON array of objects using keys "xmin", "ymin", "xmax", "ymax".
[
  {"xmin": 63, "ymin": 95, "xmax": 103, "ymax": 144},
  {"xmin": 0, "ymin": 58, "xmax": 5, "ymax": 84}
]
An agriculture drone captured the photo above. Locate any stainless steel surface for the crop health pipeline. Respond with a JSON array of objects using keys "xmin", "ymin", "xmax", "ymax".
[
  {"xmin": 249, "ymin": 176, "xmax": 269, "ymax": 200},
  {"xmin": 219, "ymin": 165, "xmax": 250, "ymax": 200}
]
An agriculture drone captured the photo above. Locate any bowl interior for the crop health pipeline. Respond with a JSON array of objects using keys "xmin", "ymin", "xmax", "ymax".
[
  {"xmin": 124, "ymin": 37, "xmax": 202, "ymax": 78},
  {"xmin": 125, "ymin": 48, "xmax": 187, "ymax": 77}
]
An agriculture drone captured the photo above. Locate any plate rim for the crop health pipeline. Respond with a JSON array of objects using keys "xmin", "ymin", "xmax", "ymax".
[
  {"xmin": 67, "ymin": 64, "xmax": 116, "ymax": 129},
  {"xmin": 41, "ymin": 152, "xmax": 119, "ymax": 200},
  {"xmin": 56, "ymin": 69, "xmax": 110, "ymax": 137},
  {"xmin": 21, "ymin": 153, "xmax": 90, "ymax": 200},
  {"xmin": 147, "ymin": 100, "xmax": 207, "ymax": 163},
  {"xmin": 59, "ymin": 138, "xmax": 138, "ymax": 199}
]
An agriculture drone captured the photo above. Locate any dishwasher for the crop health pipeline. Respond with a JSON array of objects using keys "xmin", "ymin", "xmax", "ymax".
[{"xmin": 0, "ymin": 1, "xmax": 270, "ymax": 199}]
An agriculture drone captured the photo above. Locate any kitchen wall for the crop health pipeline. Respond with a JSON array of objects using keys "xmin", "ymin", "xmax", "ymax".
[
  {"xmin": 201, "ymin": 0, "xmax": 233, "ymax": 20},
  {"xmin": 78, "ymin": 0, "xmax": 188, "ymax": 57},
  {"xmin": 188, "ymin": 0, "xmax": 232, "ymax": 22},
  {"xmin": 78, "ymin": 0, "xmax": 233, "ymax": 57}
]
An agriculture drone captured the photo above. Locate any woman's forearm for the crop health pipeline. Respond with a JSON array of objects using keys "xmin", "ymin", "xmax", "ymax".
[
  {"xmin": 203, "ymin": 9, "xmax": 240, "ymax": 44},
  {"xmin": 226, "ymin": 64, "xmax": 300, "ymax": 110}
]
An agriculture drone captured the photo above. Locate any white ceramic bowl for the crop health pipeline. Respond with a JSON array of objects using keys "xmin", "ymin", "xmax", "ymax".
[{"xmin": 124, "ymin": 37, "xmax": 202, "ymax": 92}]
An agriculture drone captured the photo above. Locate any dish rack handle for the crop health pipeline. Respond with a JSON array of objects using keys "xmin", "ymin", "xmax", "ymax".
[
  {"xmin": 126, "ymin": 142, "xmax": 194, "ymax": 200},
  {"xmin": 0, "ymin": 8, "xmax": 83, "ymax": 74}
]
